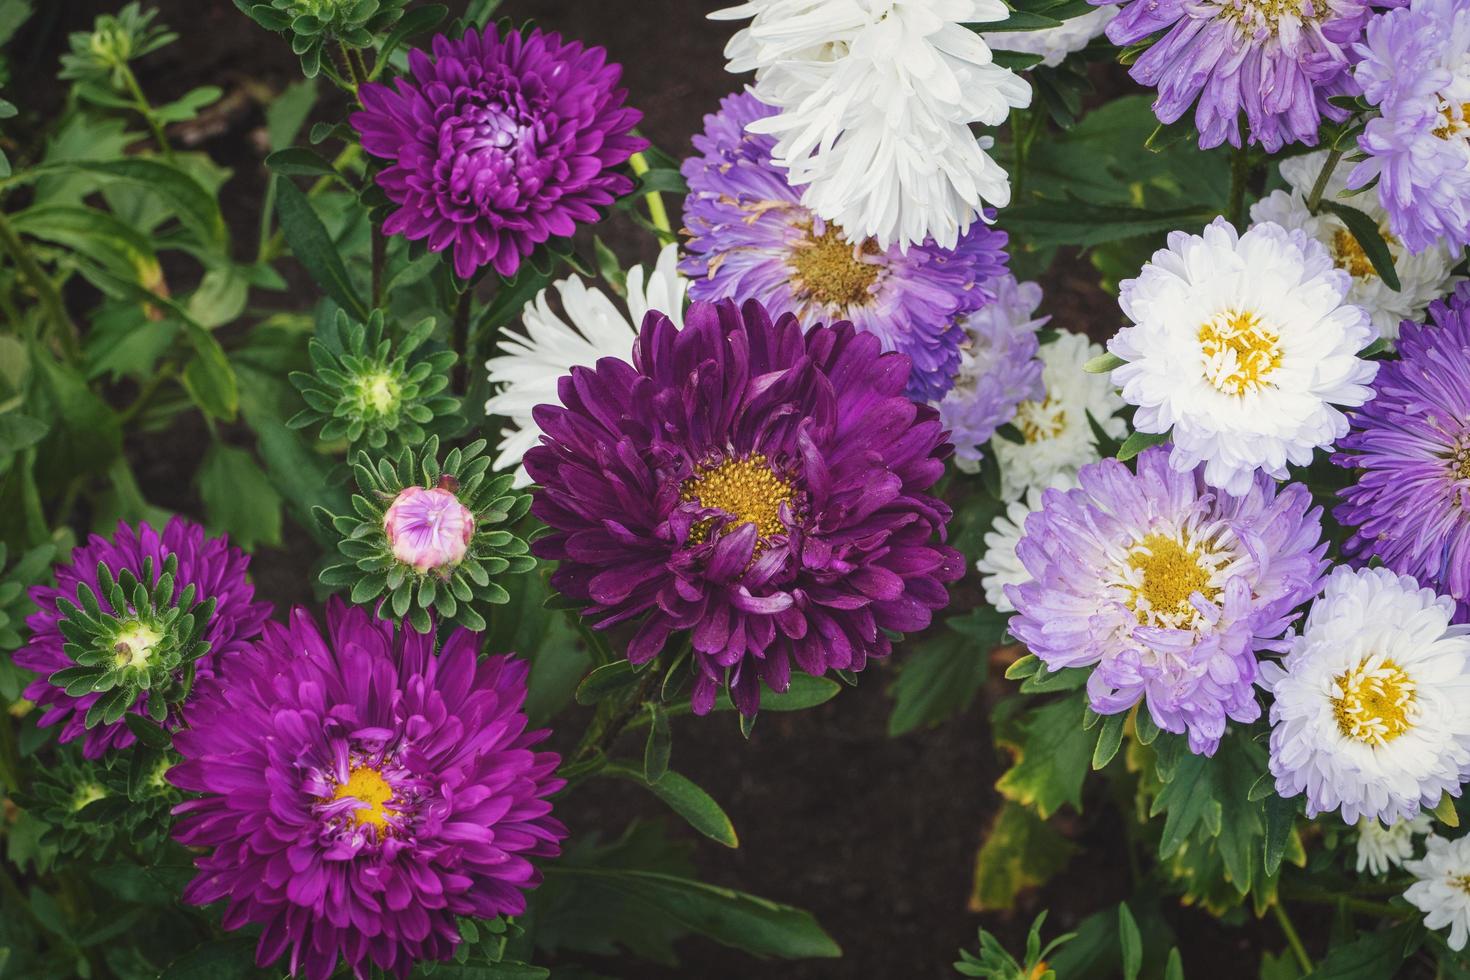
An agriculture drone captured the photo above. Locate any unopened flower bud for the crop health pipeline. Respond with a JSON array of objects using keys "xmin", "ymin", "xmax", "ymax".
[{"xmin": 383, "ymin": 486, "xmax": 474, "ymax": 573}]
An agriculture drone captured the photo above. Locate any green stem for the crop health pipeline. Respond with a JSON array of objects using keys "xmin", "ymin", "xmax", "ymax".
[
  {"xmin": 450, "ymin": 289, "xmax": 473, "ymax": 396},
  {"xmin": 629, "ymin": 152, "xmax": 671, "ymax": 237},
  {"xmin": 0, "ymin": 710, "xmax": 23, "ymax": 795},
  {"xmin": 337, "ymin": 42, "xmax": 363, "ymax": 96},
  {"xmin": 117, "ymin": 362, "xmax": 176, "ymax": 426},
  {"xmin": 1272, "ymin": 903, "xmax": 1313, "ymax": 974},
  {"xmin": 1306, "ymin": 147, "xmax": 1345, "ymax": 213},
  {"xmin": 1281, "ymin": 883, "xmax": 1412, "ymax": 920},
  {"xmin": 1227, "ymin": 144, "xmax": 1250, "ymax": 227},
  {"xmin": 0, "ymin": 209, "xmax": 80, "ymax": 360},
  {"xmin": 120, "ymin": 65, "xmax": 172, "ymax": 159},
  {"xmin": 572, "ymin": 664, "xmax": 662, "ymax": 765},
  {"xmin": 260, "ymin": 143, "xmax": 363, "ymax": 262},
  {"xmin": 370, "ymin": 221, "xmax": 386, "ymax": 310}
]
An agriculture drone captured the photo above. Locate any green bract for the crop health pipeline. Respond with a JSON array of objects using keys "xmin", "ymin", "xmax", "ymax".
[
  {"xmin": 57, "ymin": 2, "xmax": 176, "ymax": 90},
  {"xmin": 289, "ymin": 309, "xmax": 457, "ymax": 450},
  {"xmin": 46, "ymin": 555, "xmax": 214, "ymax": 730},
  {"xmin": 318, "ymin": 436, "xmax": 534, "ymax": 634},
  {"xmin": 232, "ymin": 0, "xmax": 411, "ymax": 78},
  {"xmin": 21, "ymin": 748, "xmax": 179, "ymax": 862}
]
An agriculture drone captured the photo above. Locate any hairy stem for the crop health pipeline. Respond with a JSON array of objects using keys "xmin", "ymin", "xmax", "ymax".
[
  {"xmin": 1306, "ymin": 147, "xmax": 1345, "ymax": 213},
  {"xmin": 120, "ymin": 64, "xmax": 173, "ymax": 159}
]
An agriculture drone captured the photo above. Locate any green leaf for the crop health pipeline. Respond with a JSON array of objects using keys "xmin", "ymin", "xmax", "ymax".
[
  {"xmin": 1118, "ymin": 429, "xmax": 1170, "ymax": 461},
  {"xmin": 0, "ymin": 412, "xmax": 49, "ymax": 459},
  {"xmin": 178, "ymin": 320, "xmax": 240, "ymax": 422},
  {"xmin": 643, "ymin": 702, "xmax": 671, "ymax": 783},
  {"xmin": 273, "ymin": 176, "xmax": 367, "ymax": 319},
  {"xmin": 1432, "ymin": 792, "xmax": 1461, "ymax": 829},
  {"xmin": 967, "ymin": 802, "xmax": 1076, "ymax": 911},
  {"xmin": 1084, "ymin": 352, "xmax": 1126, "ymax": 374},
  {"xmin": 1005, "ymin": 199, "xmax": 1215, "ymax": 250},
  {"xmin": 373, "ymin": 4, "xmax": 449, "ymax": 79},
  {"xmin": 575, "ymin": 660, "xmax": 640, "ymax": 705},
  {"xmin": 29, "ymin": 350, "xmax": 122, "ymax": 492},
  {"xmin": 706, "ymin": 673, "xmax": 843, "ymax": 713},
  {"xmin": 196, "ymin": 442, "xmax": 283, "ymax": 549},
  {"xmin": 1166, "ymin": 948, "xmax": 1185, "ymax": 980},
  {"xmin": 1119, "ymin": 903, "xmax": 1142, "ymax": 980},
  {"xmin": 265, "ymin": 146, "xmax": 341, "ymax": 179},
  {"xmin": 266, "ymin": 78, "xmax": 319, "ymax": 151},
  {"xmin": 974, "ymin": 10, "xmax": 1064, "ymax": 31},
  {"xmin": 995, "ymin": 689, "xmax": 1094, "ymax": 818},
  {"xmin": 606, "ymin": 764, "xmax": 739, "ymax": 849},
  {"xmin": 160, "ymin": 937, "xmax": 259, "ymax": 979},
  {"xmin": 1318, "ymin": 200, "xmax": 1402, "ymax": 292},
  {"xmin": 1306, "ymin": 922, "xmax": 1421, "ymax": 979},
  {"xmin": 543, "ymin": 867, "xmax": 840, "ymax": 960},
  {"xmin": 28, "ymin": 158, "xmax": 227, "ymax": 249},
  {"xmin": 886, "ymin": 606, "xmax": 1007, "ymax": 735},
  {"xmin": 1092, "ymin": 712, "xmax": 1127, "ymax": 770}
]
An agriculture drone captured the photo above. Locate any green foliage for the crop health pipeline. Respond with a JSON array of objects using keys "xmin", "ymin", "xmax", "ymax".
[
  {"xmin": 887, "ymin": 605, "xmax": 1008, "ymax": 736},
  {"xmin": 968, "ymin": 802, "xmax": 1076, "ymax": 912},
  {"xmin": 955, "ymin": 912, "xmax": 1075, "ymax": 979},
  {"xmin": 233, "ymin": 0, "xmax": 413, "ymax": 78},
  {"xmin": 995, "ymin": 688, "xmax": 1094, "ymax": 818}
]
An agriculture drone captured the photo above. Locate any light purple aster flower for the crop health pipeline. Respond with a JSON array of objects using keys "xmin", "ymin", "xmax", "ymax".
[
  {"xmin": 525, "ymin": 298, "xmax": 965, "ymax": 716},
  {"xmin": 1333, "ymin": 283, "xmax": 1470, "ymax": 620},
  {"xmin": 170, "ymin": 600, "xmax": 566, "ymax": 980},
  {"xmin": 679, "ymin": 90, "xmax": 1011, "ymax": 402},
  {"xmin": 1348, "ymin": 0, "xmax": 1470, "ymax": 253},
  {"xmin": 351, "ymin": 25, "xmax": 647, "ymax": 280},
  {"xmin": 1097, "ymin": 0, "xmax": 1370, "ymax": 151},
  {"xmin": 938, "ymin": 273, "xmax": 1047, "ymax": 471},
  {"xmin": 1007, "ymin": 447, "xmax": 1327, "ymax": 755},
  {"xmin": 15, "ymin": 518, "xmax": 272, "ymax": 759}
]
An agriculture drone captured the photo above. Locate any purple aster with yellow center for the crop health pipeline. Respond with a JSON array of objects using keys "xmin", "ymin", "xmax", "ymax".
[
  {"xmin": 169, "ymin": 600, "xmax": 566, "ymax": 980},
  {"xmin": 1333, "ymin": 283, "xmax": 1470, "ymax": 620},
  {"xmin": 1007, "ymin": 447, "xmax": 1327, "ymax": 755},
  {"xmin": 1097, "ymin": 0, "xmax": 1370, "ymax": 151},
  {"xmin": 351, "ymin": 25, "xmax": 646, "ymax": 280},
  {"xmin": 525, "ymin": 298, "xmax": 965, "ymax": 715},
  {"xmin": 679, "ymin": 90, "xmax": 1010, "ymax": 402},
  {"xmin": 15, "ymin": 518, "xmax": 271, "ymax": 759}
]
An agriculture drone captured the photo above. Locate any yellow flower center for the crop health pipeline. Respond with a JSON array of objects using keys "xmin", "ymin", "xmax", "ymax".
[
  {"xmin": 1016, "ymin": 396, "xmax": 1067, "ymax": 444},
  {"xmin": 1332, "ymin": 658, "xmax": 1416, "ymax": 746},
  {"xmin": 333, "ymin": 765, "xmax": 395, "ymax": 830},
  {"xmin": 789, "ymin": 223, "xmax": 881, "ymax": 310},
  {"xmin": 1124, "ymin": 533, "xmax": 1221, "ymax": 627},
  {"xmin": 681, "ymin": 454, "xmax": 796, "ymax": 547},
  {"xmin": 1331, "ymin": 227, "xmax": 1396, "ymax": 280},
  {"xmin": 355, "ymin": 371, "xmax": 401, "ymax": 417},
  {"xmin": 1198, "ymin": 309, "xmax": 1283, "ymax": 395},
  {"xmin": 1432, "ymin": 102, "xmax": 1470, "ymax": 140},
  {"xmin": 1454, "ymin": 873, "xmax": 1470, "ymax": 896},
  {"xmin": 1219, "ymin": 0, "xmax": 1311, "ymax": 34},
  {"xmin": 113, "ymin": 621, "xmax": 162, "ymax": 669},
  {"xmin": 1455, "ymin": 444, "xmax": 1470, "ymax": 482}
]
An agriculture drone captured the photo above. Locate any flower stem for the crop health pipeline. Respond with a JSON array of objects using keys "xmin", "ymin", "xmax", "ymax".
[
  {"xmin": 1306, "ymin": 148, "xmax": 1345, "ymax": 213},
  {"xmin": 1272, "ymin": 903, "xmax": 1314, "ymax": 974},
  {"xmin": 0, "ymin": 209, "xmax": 81, "ymax": 361},
  {"xmin": 1228, "ymin": 144, "xmax": 1251, "ymax": 227},
  {"xmin": 629, "ymin": 152, "xmax": 671, "ymax": 237},
  {"xmin": 120, "ymin": 64, "xmax": 172, "ymax": 159},
  {"xmin": 450, "ymin": 289, "xmax": 473, "ymax": 396}
]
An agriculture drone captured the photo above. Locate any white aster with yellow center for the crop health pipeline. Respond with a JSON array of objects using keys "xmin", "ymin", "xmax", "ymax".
[
  {"xmin": 1250, "ymin": 151, "xmax": 1462, "ymax": 341},
  {"xmin": 1109, "ymin": 217, "xmax": 1378, "ymax": 497},
  {"xmin": 1262, "ymin": 566, "xmax": 1470, "ymax": 826},
  {"xmin": 484, "ymin": 243, "xmax": 687, "ymax": 488},
  {"xmin": 1406, "ymin": 834, "xmax": 1470, "ymax": 951},
  {"xmin": 1356, "ymin": 814, "xmax": 1432, "ymax": 876},
  {"xmin": 993, "ymin": 331, "xmax": 1125, "ymax": 501}
]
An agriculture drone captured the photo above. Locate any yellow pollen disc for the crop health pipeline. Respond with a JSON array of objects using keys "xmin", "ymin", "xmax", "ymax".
[
  {"xmin": 1455, "ymin": 445, "xmax": 1470, "ymax": 482},
  {"xmin": 1198, "ymin": 309, "xmax": 1283, "ymax": 395},
  {"xmin": 788, "ymin": 223, "xmax": 881, "ymax": 310},
  {"xmin": 1219, "ymin": 0, "xmax": 1310, "ymax": 34},
  {"xmin": 1016, "ymin": 397, "xmax": 1067, "ymax": 444},
  {"xmin": 1331, "ymin": 227, "xmax": 1396, "ymax": 279},
  {"xmin": 1331, "ymin": 658, "xmax": 1416, "ymax": 746},
  {"xmin": 1125, "ymin": 533, "xmax": 1220, "ymax": 626},
  {"xmin": 680, "ymin": 454, "xmax": 795, "ymax": 547},
  {"xmin": 333, "ymin": 765, "xmax": 394, "ymax": 830}
]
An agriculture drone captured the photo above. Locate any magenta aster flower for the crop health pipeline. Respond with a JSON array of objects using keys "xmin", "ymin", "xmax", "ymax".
[
  {"xmin": 1098, "ymin": 0, "xmax": 1370, "ymax": 151},
  {"xmin": 1007, "ymin": 447, "xmax": 1327, "ymax": 755},
  {"xmin": 15, "ymin": 518, "xmax": 271, "ymax": 759},
  {"xmin": 170, "ymin": 601, "xmax": 566, "ymax": 980},
  {"xmin": 679, "ymin": 90, "xmax": 1011, "ymax": 402},
  {"xmin": 383, "ymin": 485, "xmax": 475, "ymax": 573},
  {"xmin": 351, "ymin": 25, "xmax": 647, "ymax": 280},
  {"xmin": 525, "ymin": 298, "xmax": 965, "ymax": 715},
  {"xmin": 1333, "ymin": 283, "xmax": 1470, "ymax": 619}
]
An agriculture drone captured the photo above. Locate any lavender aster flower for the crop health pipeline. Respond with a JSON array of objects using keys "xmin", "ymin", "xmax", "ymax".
[
  {"xmin": 938, "ymin": 273, "xmax": 1047, "ymax": 471},
  {"xmin": 1333, "ymin": 284, "xmax": 1470, "ymax": 617},
  {"xmin": 351, "ymin": 25, "xmax": 647, "ymax": 280},
  {"xmin": 1007, "ymin": 447, "xmax": 1327, "ymax": 755},
  {"xmin": 526, "ymin": 298, "xmax": 965, "ymax": 716},
  {"xmin": 383, "ymin": 486, "xmax": 475, "ymax": 574},
  {"xmin": 680, "ymin": 90, "xmax": 1011, "ymax": 402},
  {"xmin": 170, "ymin": 601, "xmax": 566, "ymax": 980},
  {"xmin": 15, "ymin": 518, "xmax": 271, "ymax": 759},
  {"xmin": 1099, "ymin": 0, "xmax": 1370, "ymax": 151},
  {"xmin": 1348, "ymin": 0, "xmax": 1470, "ymax": 253}
]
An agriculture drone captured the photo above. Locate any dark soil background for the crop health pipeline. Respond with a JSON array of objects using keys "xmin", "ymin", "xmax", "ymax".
[{"xmin": 6, "ymin": 2, "xmax": 1285, "ymax": 977}]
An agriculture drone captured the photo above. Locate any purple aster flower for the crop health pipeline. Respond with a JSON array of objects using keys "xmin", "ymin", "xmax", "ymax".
[
  {"xmin": 170, "ymin": 600, "xmax": 566, "ymax": 980},
  {"xmin": 351, "ymin": 25, "xmax": 647, "ymax": 280},
  {"xmin": 1347, "ymin": 0, "xmax": 1470, "ymax": 253},
  {"xmin": 1098, "ymin": 0, "xmax": 1370, "ymax": 151},
  {"xmin": 15, "ymin": 518, "xmax": 271, "ymax": 759},
  {"xmin": 679, "ymin": 90, "xmax": 1011, "ymax": 402},
  {"xmin": 1333, "ymin": 283, "xmax": 1470, "ymax": 619},
  {"xmin": 937, "ymin": 273, "xmax": 1047, "ymax": 471},
  {"xmin": 1007, "ymin": 447, "xmax": 1327, "ymax": 755},
  {"xmin": 525, "ymin": 298, "xmax": 965, "ymax": 716}
]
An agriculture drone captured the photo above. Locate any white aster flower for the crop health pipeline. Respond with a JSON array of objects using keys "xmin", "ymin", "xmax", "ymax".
[
  {"xmin": 1406, "ymin": 835, "xmax": 1470, "ymax": 951},
  {"xmin": 484, "ymin": 244, "xmax": 686, "ymax": 487},
  {"xmin": 1249, "ymin": 152, "xmax": 1461, "ymax": 341},
  {"xmin": 1261, "ymin": 566, "xmax": 1470, "ymax": 826},
  {"xmin": 975, "ymin": 472, "xmax": 1078, "ymax": 612},
  {"xmin": 711, "ymin": 0, "xmax": 1032, "ymax": 250},
  {"xmin": 1109, "ymin": 217, "xmax": 1378, "ymax": 497},
  {"xmin": 994, "ymin": 331, "xmax": 1126, "ymax": 500},
  {"xmin": 1356, "ymin": 814, "xmax": 1432, "ymax": 876},
  {"xmin": 982, "ymin": 6, "xmax": 1117, "ymax": 69}
]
